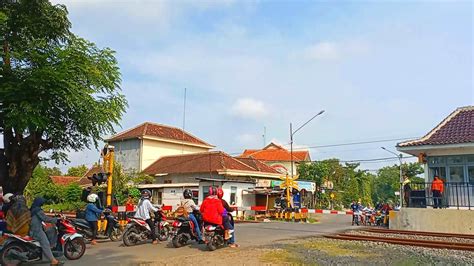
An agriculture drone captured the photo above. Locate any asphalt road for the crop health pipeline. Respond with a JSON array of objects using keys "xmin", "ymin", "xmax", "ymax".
[{"xmin": 47, "ymin": 215, "xmax": 352, "ymax": 265}]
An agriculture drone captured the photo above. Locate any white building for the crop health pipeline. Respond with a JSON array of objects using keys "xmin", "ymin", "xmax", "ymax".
[{"xmin": 106, "ymin": 122, "xmax": 214, "ymax": 172}]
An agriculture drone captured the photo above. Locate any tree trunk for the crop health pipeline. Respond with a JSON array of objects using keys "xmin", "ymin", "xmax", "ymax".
[{"xmin": 1, "ymin": 128, "xmax": 43, "ymax": 194}]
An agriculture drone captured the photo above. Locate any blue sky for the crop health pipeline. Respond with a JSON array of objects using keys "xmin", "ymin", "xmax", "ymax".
[{"xmin": 50, "ymin": 0, "xmax": 473, "ymax": 172}]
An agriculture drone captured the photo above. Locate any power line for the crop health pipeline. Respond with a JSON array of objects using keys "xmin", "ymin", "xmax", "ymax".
[{"xmin": 292, "ymin": 137, "xmax": 418, "ymax": 150}]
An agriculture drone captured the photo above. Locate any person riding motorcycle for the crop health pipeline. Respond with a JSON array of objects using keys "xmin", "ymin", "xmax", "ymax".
[
  {"xmin": 135, "ymin": 189, "xmax": 159, "ymax": 244},
  {"xmin": 30, "ymin": 197, "xmax": 60, "ymax": 265},
  {"xmin": 180, "ymin": 189, "xmax": 204, "ymax": 244},
  {"xmin": 200, "ymin": 187, "xmax": 232, "ymax": 240},
  {"xmin": 85, "ymin": 193, "xmax": 103, "ymax": 245},
  {"xmin": 217, "ymin": 188, "xmax": 238, "ymax": 247}
]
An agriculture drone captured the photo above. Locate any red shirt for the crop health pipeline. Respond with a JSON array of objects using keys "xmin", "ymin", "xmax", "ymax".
[
  {"xmin": 200, "ymin": 196, "xmax": 224, "ymax": 225},
  {"xmin": 432, "ymin": 179, "xmax": 444, "ymax": 193}
]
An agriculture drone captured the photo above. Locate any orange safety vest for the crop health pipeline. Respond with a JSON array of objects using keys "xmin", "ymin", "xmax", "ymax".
[{"xmin": 431, "ymin": 179, "xmax": 444, "ymax": 193}]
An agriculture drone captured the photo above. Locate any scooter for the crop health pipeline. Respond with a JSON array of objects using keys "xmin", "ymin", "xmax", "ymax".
[
  {"xmin": 171, "ymin": 213, "xmax": 202, "ymax": 248},
  {"xmin": 70, "ymin": 209, "xmax": 123, "ymax": 242},
  {"xmin": 0, "ymin": 217, "xmax": 86, "ymax": 265},
  {"xmin": 122, "ymin": 210, "xmax": 170, "ymax": 246},
  {"xmin": 203, "ymin": 222, "xmax": 227, "ymax": 251}
]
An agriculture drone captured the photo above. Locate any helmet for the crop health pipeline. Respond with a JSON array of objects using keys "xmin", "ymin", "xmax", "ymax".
[
  {"xmin": 87, "ymin": 193, "xmax": 99, "ymax": 203},
  {"xmin": 208, "ymin": 186, "xmax": 217, "ymax": 196},
  {"xmin": 183, "ymin": 189, "xmax": 193, "ymax": 199},
  {"xmin": 141, "ymin": 189, "xmax": 151, "ymax": 199},
  {"xmin": 3, "ymin": 193, "xmax": 13, "ymax": 204},
  {"xmin": 217, "ymin": 188, "xmax": 224, "ymax": 199}
]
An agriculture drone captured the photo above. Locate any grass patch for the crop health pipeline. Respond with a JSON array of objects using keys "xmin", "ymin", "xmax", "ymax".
[
  {"xmin": 302, "ymin": 240, "xmax": 374, "ymax": 258},
  {"xmin": 260, "ymin": 249, "xmax": 304, "ymax": 265}
]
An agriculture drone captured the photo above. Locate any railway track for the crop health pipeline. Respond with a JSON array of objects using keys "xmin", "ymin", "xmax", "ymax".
[
  {"xmin": 325, "ymin": 233, "xmax": 474, "ymax": 252},
  {"xmin": 363, "ymin": 228, "xmax": 474, "ymax": 240}
]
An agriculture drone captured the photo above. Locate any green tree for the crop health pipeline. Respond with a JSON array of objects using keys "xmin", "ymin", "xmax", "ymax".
[
  {"xmin": 371, "ymin": 162, "xmax": 424, "ymax": 204},
  {"xmin": 112, "ymin": 163, "xmax": 153, "ymax": 204},
  {"xmin": 64, "ymin": 183, "xmax": 82, "ymax": 202},
  {"xmin": 66, "ymin": 164, "xmax": 88, "ymax": 177},
  {"xmin": 0, "ymin": 0, "xmax": 127, "ymax": 193},
  {"xmin": 24, "ymin": 164, "xmax": 65, "ymax": 203}
]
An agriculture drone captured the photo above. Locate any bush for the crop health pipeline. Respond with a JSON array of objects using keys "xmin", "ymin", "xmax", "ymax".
[
  {"xmin": 65, "ymin": 184, "xmax": 82, "ymax": 203},
  {"xmin": 43, "ymin": 201, "xmax": 87, "ymax": 212}
]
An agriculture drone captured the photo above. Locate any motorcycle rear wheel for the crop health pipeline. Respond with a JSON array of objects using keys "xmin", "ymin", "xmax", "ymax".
[
  {"xmin": 0, "ymin": 242, "xmax": 27, "ymax": 265},
  {"xmin": 123, "ymin": 226, "xmax": 140, "ymax": 246},
  {"xmin": 64, "ymin": 238, "xmax": 86, "ymax": 260}
]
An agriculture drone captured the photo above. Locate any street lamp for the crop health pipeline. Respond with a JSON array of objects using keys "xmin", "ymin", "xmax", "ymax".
[
  {"xmin": 290, "ymin": 110, "xmax": 325, "ymax": 178},
  {"xmin": 381, "ymin": 147, "xmax": 403, "ymax": 207}
]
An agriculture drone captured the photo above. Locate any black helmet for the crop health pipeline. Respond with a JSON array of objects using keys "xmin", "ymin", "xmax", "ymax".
[
  {"xmin": 141, "ymin": 189, "xmax": 151, "ymax": 199},
  {"xmin": 183, "ymin": 189, "xmax": 193, "ymax": 199}
]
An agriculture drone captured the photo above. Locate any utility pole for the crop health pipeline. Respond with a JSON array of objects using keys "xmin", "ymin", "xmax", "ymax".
[{"xmin": 381, "ymin": 147, "xmax": 403, "ymax": 207}]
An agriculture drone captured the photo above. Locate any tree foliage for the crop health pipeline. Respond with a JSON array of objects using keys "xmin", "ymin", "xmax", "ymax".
[
  {"xmin": 66, "ymin": 164, "xmax": 88, "ymax": 177},
  {"xmin": 112, "ymin": 163, "xmax": 153, "ymax": 204},
  {"xmin": 298, "ymin": 159, "xmax": 424, "ymax": 209},
  {"xmin": 371, "ymin": 162, "xmax": 424, "ymax": 204},
  {"xmin": 0, "ymin": 0, "xmax": 127, "ymax": 193}
]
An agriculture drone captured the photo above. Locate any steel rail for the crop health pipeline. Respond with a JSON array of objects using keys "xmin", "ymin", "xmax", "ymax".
[
  {"xmin": 325, "ymin": 234, "xmax": 474, "ymax": 252},
  {"xmin": 364, "ymin": 228, "xmax": 474, "ymax": 240}
]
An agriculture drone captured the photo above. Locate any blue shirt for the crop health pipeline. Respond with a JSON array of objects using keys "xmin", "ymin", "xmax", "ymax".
[{"xmin": 85, "ymin": 203, "xmax": 103, "ymax": 221}]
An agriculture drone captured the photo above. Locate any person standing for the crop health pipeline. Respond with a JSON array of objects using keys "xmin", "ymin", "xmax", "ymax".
[
  {"xmin": 85, "ymin": 193, "xmax": 103, "ymax": 245},
  {"xmin": 431, "ymin": 175, "xmax": 444, "ymax": 209},
  {"xmin": 135, "ymin": 189, "xmax": 158, "ymax": 244},
  {"xmin": 402, "ymin": 175, "xmax": 412, "ymax": 207}
]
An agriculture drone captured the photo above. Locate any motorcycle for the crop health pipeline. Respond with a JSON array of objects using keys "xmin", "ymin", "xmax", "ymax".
[
  {"xmin": 203, "ymin": 223, "xmax": 227, "ymax": 251},
  {"xmin": 352, "ymin": 211, "xmax": 362, "ymax": 226},
  {"xmin": 171, "ymin": 215, "xmax": 201, "ymax": 248},
  {"xmin": 71, "ymin": 209, "xmax": 123, "ymax": 242},
  {"xmin": 0, "ymin": 217, "xmax": 86, "ymax": 265},
  {"xmin": 122, "ymin": 210, "xmax": 170, "ymax": 246}
]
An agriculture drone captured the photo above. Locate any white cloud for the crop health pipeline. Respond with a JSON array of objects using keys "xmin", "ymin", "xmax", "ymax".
[
  {"xmin": 306, "ymin": 42, "xmax": 340, "ymax": 60},
  {"xmin": 231, "ymin": 98, "xmax": 269, "ymax": 120},
  {"xmin": 304, "ymin": 40, "xmax": 370, "ymax": 61}
]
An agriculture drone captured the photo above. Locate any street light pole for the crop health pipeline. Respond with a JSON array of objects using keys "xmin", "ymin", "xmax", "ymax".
[
  {"xmin": 290, "ymin": 110, "xmax": 325, "ymax": 179},
  {"xmin": 381, "ymin": 147, "xmax": 403, "ymax": 207}
]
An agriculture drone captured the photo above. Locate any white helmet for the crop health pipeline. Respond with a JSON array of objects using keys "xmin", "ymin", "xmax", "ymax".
[
  {"xmin": 3, "ymin": 193, "xmax": 13, "ymax": 204},
  {"xmin": 87, "ymin": 193, "xmax": 99, "ymax": 203}
]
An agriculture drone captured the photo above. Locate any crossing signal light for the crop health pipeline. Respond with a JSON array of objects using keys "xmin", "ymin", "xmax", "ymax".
[{"xmin": 87, "ymin": 172, "xmax": 108, "ymax": 186}]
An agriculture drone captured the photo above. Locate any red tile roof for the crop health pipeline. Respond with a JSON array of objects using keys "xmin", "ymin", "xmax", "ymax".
[
  {"xmin": 107, "ymin": 122, "xmax": 213, "ymax": 147},
  {"xmin": 398, "ymin": 106, "xmax": 474, "ymax": 147},
  {"xmin": 50, "ymin": 176, "xmax": 81, "ymax": 186},
  {"xmin": 76, "ymin": 165, "xmax": 103, "ymax": 187},
  {"xmin": 239, "ymin": 143, "xmax": 310, "ymax": 162},
  {"xmin": 143, "ymin": 151, "xmax": 280, "ymax": 176}
]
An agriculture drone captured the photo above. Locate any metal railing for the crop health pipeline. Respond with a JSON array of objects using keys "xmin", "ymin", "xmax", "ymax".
[{"xmin": 406, "ymin": 182, "xmax": 474, "ymax": 209}]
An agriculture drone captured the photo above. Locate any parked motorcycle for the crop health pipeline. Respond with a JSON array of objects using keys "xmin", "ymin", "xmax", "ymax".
[
  {"xmin": 171, "ymin": 216, "xmax": 201, "ymax": 248},
  {"xmin": 0, "ymin": 217, "xmax": 86, "ymax": 265},
  {"xmin": 71, "ymin": 209, "xmax": 123, "ymax": 242},
  {"xmin": 122, "ymin": 210, "xmax": 170, "ymax": 246},
  {"xmin": 203, "ymin": 223, "xmax": 227, "ymax": 251}
]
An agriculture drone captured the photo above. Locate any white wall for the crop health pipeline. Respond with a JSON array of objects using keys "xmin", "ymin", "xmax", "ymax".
[
  {"xmin": 109, "ymin": 139, "xmax": 141, "ymax": 172},
  {"xmin": 141, "ymin": 139, "xmax": 211, "ymax": 170},
  {"xmin": 221, "ymin": 182, "xmax": 255, "ymax": 208},
  {"xmin": 162, "ymin": 187, "xmax": 184, "ymax": 208}
]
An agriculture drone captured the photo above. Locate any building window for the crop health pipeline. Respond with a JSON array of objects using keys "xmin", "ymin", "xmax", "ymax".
[
  {"xmin": 467, "ymin": 155, "xmax": 474, "ymax": 163},
  {"xmin": 449, "ymin": 166, "xmax": 464, "ymax": 183},
  {"xmin": 164, "ymin": 180, "xmax": 172, "ymax": 184},
  {"xmin": 448, "ymin": 156, "xmax": 464, "ymax": 165},
  {"xmin": 153, "ymin": 190, "xmax": 162, "ymax": 205},
  {"xmin": 230, "ymin": 186, "xmax": 237, "ymax": 205},
  {"xmin": 428, "ymin": 156, "xmax": 445, "ymax": 165},
  {"xmin": 429, "ymin": 167, "xmax": 446, "ymax": 181},
  {"xmin": 192, "ymin": 190, "xmax": 199, "ymax": 204},
  {"xmin": 203, "ymin": 186, "xmax": 210, "ymax": 200},
  {"xmin": 468, "ymin": 166, "xmax": 474, "ymax": 184}
]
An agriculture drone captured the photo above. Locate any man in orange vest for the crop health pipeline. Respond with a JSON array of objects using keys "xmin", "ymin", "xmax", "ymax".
[{"xmin": 431, "ymin": 175, "xmax": 444, "ymax": 209}]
